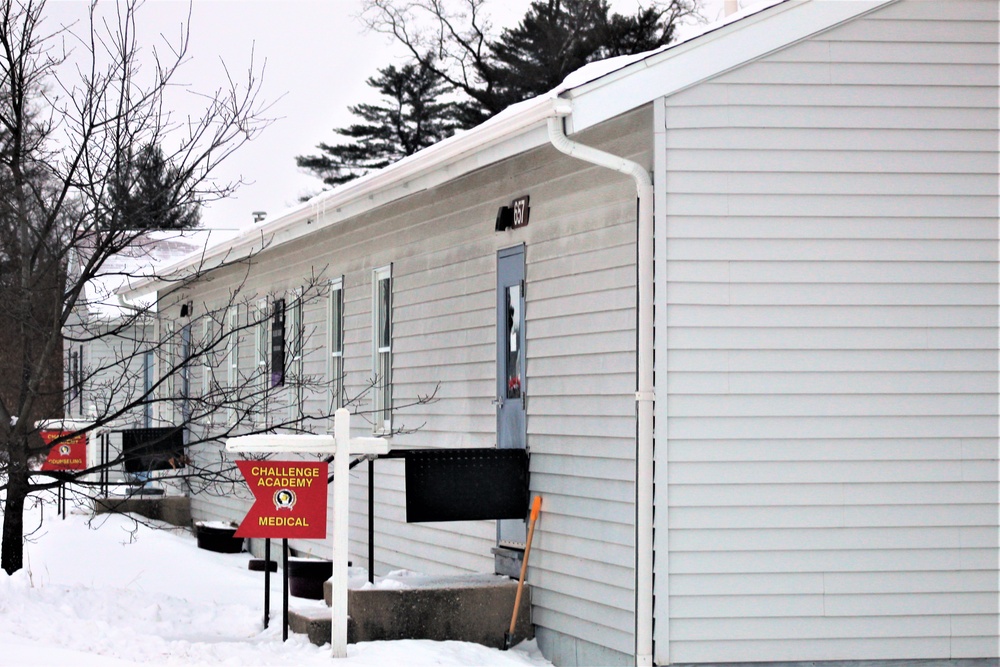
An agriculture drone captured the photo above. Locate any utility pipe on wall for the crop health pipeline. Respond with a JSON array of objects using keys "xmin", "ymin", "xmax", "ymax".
[{"xmin": 547, "ymin": 110, "xmax": 655, "ymax": 667}]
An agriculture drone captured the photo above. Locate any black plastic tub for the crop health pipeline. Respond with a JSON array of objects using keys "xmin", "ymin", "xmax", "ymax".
[
  {"xmin": 194, "ymin": 522, "xmax": 243, "ymax": 554},
  {"xmin": 287, "ymin": 559, "xmax": 333, "ymax": 599},
  {"xmin": 248, "ymin": 558, "xmax": 279, "ymax": 572}
]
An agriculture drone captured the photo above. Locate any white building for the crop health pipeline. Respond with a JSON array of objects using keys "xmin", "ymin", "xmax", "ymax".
[
  {"xmin": 65, "ymin": 229, "xmax": 234, "ymax": 480},
  {"xmin": 119, "ymin": 1, "xmax": 998, "ymax": 664}
]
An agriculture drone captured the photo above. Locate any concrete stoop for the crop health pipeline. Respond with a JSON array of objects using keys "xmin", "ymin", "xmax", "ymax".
[
  {"xmin": 94, "ymin": 496, "xmax": 192, "ymax": 528},
  {"xmin": 288, "ymin": 575, "xmax": 532, "ymax": 649}
]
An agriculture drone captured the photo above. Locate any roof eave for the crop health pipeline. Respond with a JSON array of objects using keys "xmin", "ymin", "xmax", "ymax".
[
  {"xmin": 119, "ymin": 95, "xmax": 566, "ymax": 298},
  {"xmin": 564, "ymin": 0, "xmax": 898, "ymax": 134}
]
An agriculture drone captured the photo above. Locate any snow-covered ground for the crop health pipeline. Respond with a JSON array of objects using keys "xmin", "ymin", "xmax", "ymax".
[{"xmin": 0, "ymin": 495, "xmax": 551, "ymax": 666}]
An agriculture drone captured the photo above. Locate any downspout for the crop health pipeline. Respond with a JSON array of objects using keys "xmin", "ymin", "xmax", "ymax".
[
  {"xmin": 547, "ymin": 108, "xmax": 655, "ymax": 667},
  {"xmin": 117, "ymin": 293, "xmax": 145, "ymax": 312}
]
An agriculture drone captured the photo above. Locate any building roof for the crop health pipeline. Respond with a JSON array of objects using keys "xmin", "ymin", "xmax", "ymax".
[
  {"xmin": 77, "ymin": 228, "xmax": 238, "ymax": 320},
  {"xmin": 119, "ymin": 0, "xmax": 894, "ymax": 298}
]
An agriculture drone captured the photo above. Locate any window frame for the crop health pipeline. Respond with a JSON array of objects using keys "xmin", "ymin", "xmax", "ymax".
[
  {"xmin": 287, "ymin": 290, "xmax": 304, "ymax": 422},
  {"xmin": 328, "ymin": 277, "xmax": 344, "ymax": 416},
  {"xmin": 372, "ymin": 265, "xmax": 392, "ymax": 434},
  {"xmin": 68, "ymin": 348, "xmax": 80, "ymax": 415},
  {"xmin": 162, "ymin": 320, "xmax": 175, "ymax": 425},
  {"xmin": 200, "ymin": 316, "xmax": 213, "ymax": 399},
  {"xmin": 180, "ymin": 321, "xmax": 192, "ymax": 424},
  {"xmin": 143, "ymin": 350, "xmax": 154, "ymax": 428},
  {"xmin": 254, "ymin": 299, "xmax": 269, "ymax": 425},
  {"xmin": 226, "ymin": 306, "xmax": 240, "ymax": 426},
  {"xmin": 505, "ymin": 282, "xmax": 523, "ymax": 400}
]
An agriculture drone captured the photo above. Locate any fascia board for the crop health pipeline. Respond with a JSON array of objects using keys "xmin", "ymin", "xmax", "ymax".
[
  {"xmin": 122, "ymin": 97, "xmax": 560, "ymax": 299},
  {"xmin": 564, "ymin": 0, "xmax": 897, "ymax": 134}
]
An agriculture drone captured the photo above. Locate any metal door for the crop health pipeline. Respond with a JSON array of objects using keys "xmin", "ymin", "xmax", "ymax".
[{"xmin": 497, "ymin": 245, "xmax": 527, "ymax": 547}]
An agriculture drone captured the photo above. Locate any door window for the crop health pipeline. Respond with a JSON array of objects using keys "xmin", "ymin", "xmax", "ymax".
[{"xmin": 506, "ymin": 283, "xmax": 522, "ymax": 399}]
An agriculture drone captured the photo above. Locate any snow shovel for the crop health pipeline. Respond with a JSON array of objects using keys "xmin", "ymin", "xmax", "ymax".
[{"xmin": 503, "ymin": 495, "xmax": 542, "ymax": 651}]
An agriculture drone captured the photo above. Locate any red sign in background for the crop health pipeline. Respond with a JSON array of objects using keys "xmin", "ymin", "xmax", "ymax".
[
  {"xmin": 235, "ymin": 461, "xmax": 328, "ymax": 539},
  {"xmin": 40, "ymin": 431, "xmax": 87, "ymax": 471}
]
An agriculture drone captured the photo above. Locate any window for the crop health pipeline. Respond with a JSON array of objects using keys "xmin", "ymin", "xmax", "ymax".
[
  {"xmin": 180, "ymin": 323, "xmax": 192, "ymax": 424},
  {"xmin": 287, "ymin": 293, "xmax": 303, "ymax": 421},
  {"xmin": 506, "ymin": 283, "xmax": 522, "ymax": 399},
  {"xmin": 255, "ymin": 299, "xmax": 269, "ymax": 423},
  {"xmin": 270, "ymin": 298, "xmax": 286, "ymax": 389},
  {"xmin": 143, "ymin": 350, "xmax": 154, "ymax": 428},
  {"xmin": 201, "ymin": 317, "xmax": 213, "ymax": 399},
  {"xmin": 226, "ymin": 306, "xmax": 239, "ymax": 426},
  {"xmin": 372, "ymin": 266, "xmax": 391, "ymax": 432},
  {"xmin": 78, "ymin": 345, "xmax": 85, "ymax": 415},
  {"xmin": 328, "ymin": 278, "xmax": 344, "ymax": 415},
  {"xmin": 162, "ymin": 321, "xmax": 175, "ymax": 424},
  {"xmin": 68, "ymin": 348, "xmax": 81, "ymax": 415}
]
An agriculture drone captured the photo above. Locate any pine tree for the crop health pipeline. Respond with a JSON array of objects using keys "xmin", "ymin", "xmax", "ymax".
[
  {"xmin": 297, "ymin": 60, "xmax": 461, "ymax": 187},
  {"xmin": 489, "ymin": 0, "xmax": 679, "ymax": 109},
  {"xmin": 360, "ymin": 0, "xmax": 695, "ymax": 121},
  {"xmin": 107, "ymin": 143, "xmax": 201, "ymax": 230},
  {"xmin": 310, "ymin": 0, "xmax": 696, "ymax": 190}
]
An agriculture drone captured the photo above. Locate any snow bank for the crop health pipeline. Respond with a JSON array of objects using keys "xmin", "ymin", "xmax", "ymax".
[{"xmin": 0, "ymin": 498, "xmax": 551, "ymax": 666}]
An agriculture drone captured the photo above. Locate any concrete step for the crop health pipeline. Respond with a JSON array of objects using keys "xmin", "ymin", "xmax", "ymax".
[
  {"xmin": 288, "ymin": 574, "xmax": 532, "ymax": 649},
  {"xmin": 94, "ymin": 496, "xmax": 192, "ymax": 528}
]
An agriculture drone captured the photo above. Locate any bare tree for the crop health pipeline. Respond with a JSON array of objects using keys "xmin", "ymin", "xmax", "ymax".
[
  {"xmin": 60, "ymin": 255, "xmax": 437, "ymax": 520},
  {"xmin": 0, "ymin": 0, "xmax": 274, "ymax": 574},
  {"xmin": 360, "ymin": 0, "xmax": 702, "ymax": 124},
  {"xmin": 362, "ymin": 0, "xmax": 503, "ymax": 124}
]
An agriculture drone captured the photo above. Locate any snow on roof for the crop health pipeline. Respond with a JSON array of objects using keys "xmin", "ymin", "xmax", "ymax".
[
  {"xmin": 79, "ymin": 227, "xmax": 239, "ymax": 320},
  {"xmin": 552, "ymin": 0, "xmax": 789, "ymax": 92}
]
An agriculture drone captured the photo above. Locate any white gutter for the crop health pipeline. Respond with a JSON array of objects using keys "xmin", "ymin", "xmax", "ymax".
[
  {"xmin": 116, "ymin": 293, "xmax": 146, "ymax": 313},
  {"xmin": 120, "ymin": 96, "xmax": 563, "ymax": 298},
  {"xmin": 547, "ymin": 109, "xmax": 655, "ymax": 667}
]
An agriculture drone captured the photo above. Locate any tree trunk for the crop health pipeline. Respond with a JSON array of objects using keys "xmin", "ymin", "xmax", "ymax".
[{"xmin": 1, "ymin": 447, "xmax": 28, "ymax": 575}]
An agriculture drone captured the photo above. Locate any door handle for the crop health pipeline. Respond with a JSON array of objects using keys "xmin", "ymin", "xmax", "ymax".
[{"xmin": 492, "ymin": 395, "xmax": 504, "ymax": 409}]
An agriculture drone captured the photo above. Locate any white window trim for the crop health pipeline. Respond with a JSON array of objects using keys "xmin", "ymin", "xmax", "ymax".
[
  {"xmin": 200, "ymin": 317, "xmax": 212, "ymax": 398},
  {"xmin": 255, "ymin": 299, "xmax": 269, "ymax": 425},
  {"xmin": 179, "ymin": 322, "xmax": 192, "ymax": 424},
  {"xmin": 67, "ymin": 349, "xmax": 79, "ymax": 416},
  {"xmin": 288, "ymin": 289, "xmax": 304, "ymax": 422},
  {"xmin": 226, "ymin": 306, "xmax": 239, "ymax": 426},
  {"xmin": 372, "ymin": 265, "xmax": 392, "ymax": 434},
  {"xmin": 328, "ymin": 277, "xmax": 344, "ymax": 417},
  {"xmin": 143, "ymin": 349, "xmax": 154, "ymax": 428},
  {"xmin": 162, "ymin": 320, "xmax": 175, "ymax": 425}
]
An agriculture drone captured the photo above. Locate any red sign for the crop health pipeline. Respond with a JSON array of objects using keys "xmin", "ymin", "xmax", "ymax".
[
  {"xmin": 235, "ymin": 461, "xmax": 328, "ymax": 539},
  {"xmin": 40, "ymin": 431, "xmax": 87, "ymax": 471}
]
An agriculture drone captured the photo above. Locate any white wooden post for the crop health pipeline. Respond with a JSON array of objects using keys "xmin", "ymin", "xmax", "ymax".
[
  {"xmin": 331, "ymin": 408, "xmax": 350, "ymax": 657},
  {"xmin": 225, "ymin": 408, "xmax": 389, "ymax": 659}
]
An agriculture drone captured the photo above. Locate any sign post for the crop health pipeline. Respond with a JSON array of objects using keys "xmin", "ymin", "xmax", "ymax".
[
  {"xmin": 39, "ymin": 429, "xmax": 89, "ymax": 520},
  {"xmin": 35, "ymin": 419, "xmax": 119, "ymax": 514},
  {"xmin": 39, "ymin": 430, "xmax": 88, "ymax": 472},
  {"xmin": 234, "ymin": 460, "xmax": 328, "ymax": 540},
  {"xmin": 226, "ymin": 409, "xmax": 389, "ymax": 658},
  {"xmin": 234, "ymin": 459, "xmax": 328, "ymax": 641}
]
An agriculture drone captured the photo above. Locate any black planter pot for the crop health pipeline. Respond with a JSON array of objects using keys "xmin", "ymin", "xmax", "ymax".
[
  {"xmin": 287, "ymin": 559, "xmax": 333, "ymax": 599},
  {"xmin": 194, "ymin": 523, "xmax": 244, "ymax": 554}
]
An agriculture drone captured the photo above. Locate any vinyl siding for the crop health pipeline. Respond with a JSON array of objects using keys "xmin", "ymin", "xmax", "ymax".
[
  {"xmin": 159, "ymin": 107, "xmax": 647, "ymax": 659},
  {"xmin": 655, "ymin": 1, "xmax": 998, "ymax": 663},
  {"xmin": 69, "ymin": 318, "xmax": 150, "ymax": 426},
  {"xmin": 521, "ymin": 112, "xmax": 644, "ymax": 660}
]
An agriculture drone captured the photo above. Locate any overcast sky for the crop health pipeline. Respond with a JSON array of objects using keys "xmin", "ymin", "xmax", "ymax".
[{"xmin": 45, "ymin": 0, "xmax": 738, "ymax": 230}]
